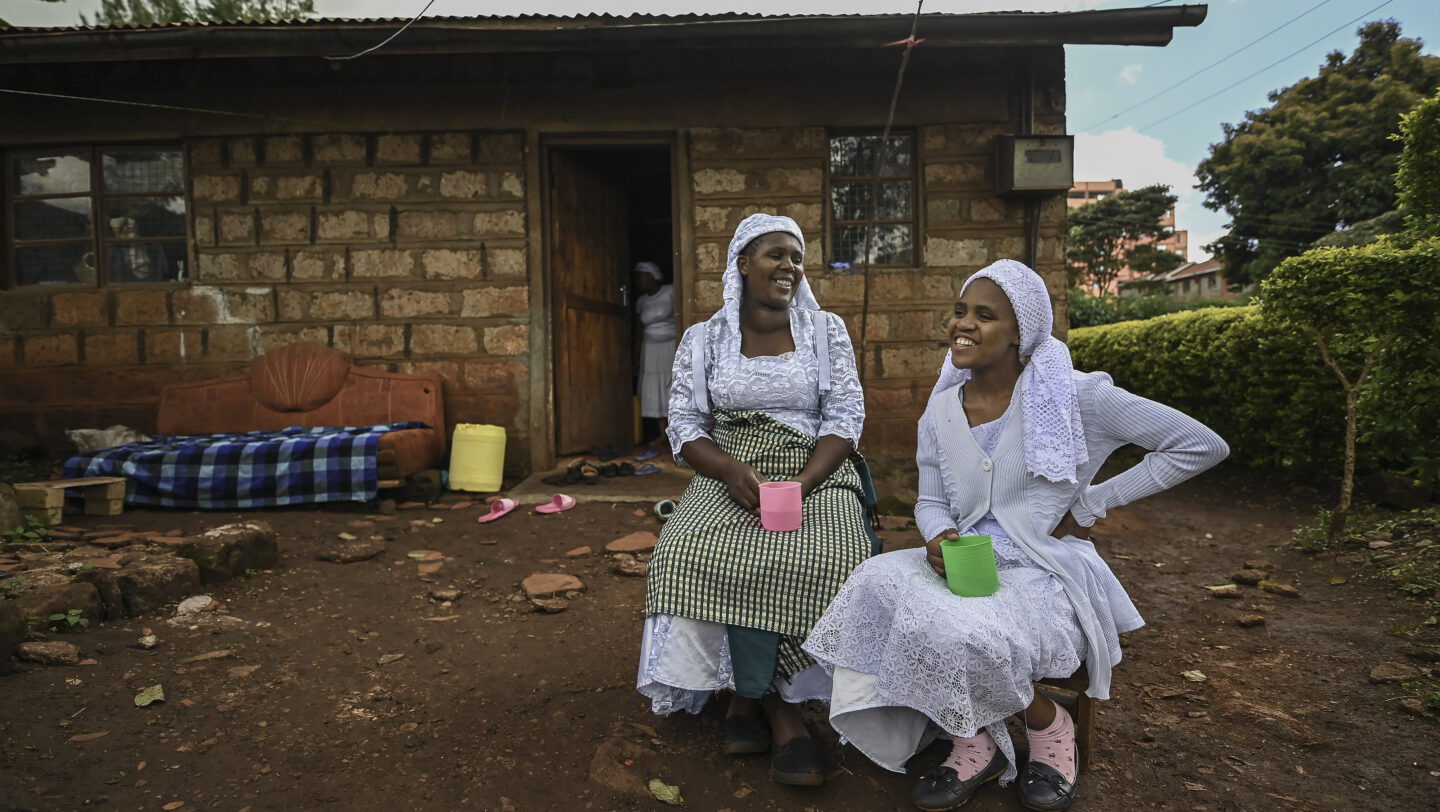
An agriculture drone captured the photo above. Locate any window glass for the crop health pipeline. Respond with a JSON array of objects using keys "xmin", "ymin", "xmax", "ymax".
[
  {"xmin": 14, "ymin": 243, "xmax": 95, "ymax": 286},
  {"xmin": 102, "ymin": 150, "xmax": 184, "ymax": 193},
  {"xmin": 827, "ymin": 132, "xmax": 915, "ymax": 268},
  {"xmin": 8, "ymin": 147, "xmax": 186, "ymax": 287},
  {"xmin": 14, "ymin": 153, "xmax": 91, "ymax": 195},
  {"xmin": 15, "ymin": 198, "xmax": 93, "ymax": 241}
]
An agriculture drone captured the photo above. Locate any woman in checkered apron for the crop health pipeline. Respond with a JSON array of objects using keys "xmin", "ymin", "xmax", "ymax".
[{"xmin": 638, "ymin": 213, "xmax": 874, "ymax": 786}]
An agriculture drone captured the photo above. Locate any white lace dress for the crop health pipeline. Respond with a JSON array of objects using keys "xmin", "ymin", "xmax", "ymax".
[
  {"xmin": 636, "ymin": 284, "xmax": 677, "ymax": 419},
  {"xmin": 803, "ymin": 402, "xmax": 1085, "ymax": 783}
]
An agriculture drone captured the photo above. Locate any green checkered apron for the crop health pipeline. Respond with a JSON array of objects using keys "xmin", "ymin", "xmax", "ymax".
[{"xmin": 646, "ymin": 409, "xmax": 876, "ymax": 677}]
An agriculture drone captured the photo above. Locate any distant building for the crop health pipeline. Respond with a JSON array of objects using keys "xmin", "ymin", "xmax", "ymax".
[
  {"xmin": 1067, "ymin": 179, "xmax": 1187, "ymax": 296},
  {"xmin": 1125, "ymin": 257, "xmax": 1244, "ymax": 299}
]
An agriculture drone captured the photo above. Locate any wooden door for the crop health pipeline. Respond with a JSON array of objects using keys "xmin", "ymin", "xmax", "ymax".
[{"xmin": 549, "ymin": 150, "xmax": 633, "ymax": 455}]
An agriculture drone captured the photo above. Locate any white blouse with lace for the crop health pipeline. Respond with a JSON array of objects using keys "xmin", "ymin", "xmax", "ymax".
[{"xmin": 665, "ymin": 308, "xmax": 865, "ymax": 459}]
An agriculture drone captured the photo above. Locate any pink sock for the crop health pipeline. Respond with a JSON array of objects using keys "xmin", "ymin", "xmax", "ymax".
[
  {"xmin": 941, "ymin": 730, "xmax": 998, "ymax": 781},
  {"xmin": 1026, "ymin": 699, "xmax": 1077, "ymax": 783}
]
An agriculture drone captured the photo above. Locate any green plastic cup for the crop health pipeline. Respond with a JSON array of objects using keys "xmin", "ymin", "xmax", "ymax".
[{"xmin": 940, "ymin": 535, "xmax": 1000, "ymax": 597}]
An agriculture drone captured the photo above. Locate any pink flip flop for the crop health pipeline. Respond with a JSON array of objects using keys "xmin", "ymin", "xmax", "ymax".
[
  {"xmin": 476, "ymin": 497, "xmax": 518, "ymax": 524},
  {"xmin": 534, "ymin": 493, "xmax": 576, "ymax": 514}
]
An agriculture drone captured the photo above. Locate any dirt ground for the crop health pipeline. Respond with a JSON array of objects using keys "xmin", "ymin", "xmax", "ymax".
[{"xmin": 2, "ymin": 468, "xmax": 1438, "ymax": 812}]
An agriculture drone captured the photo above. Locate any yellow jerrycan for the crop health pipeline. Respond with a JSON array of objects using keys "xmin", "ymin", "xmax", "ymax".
[{"xmin": 448, "ymin": 423, "xmax": 506, "ymax": 492}]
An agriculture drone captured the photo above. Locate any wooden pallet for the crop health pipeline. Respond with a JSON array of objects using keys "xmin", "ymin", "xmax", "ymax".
[{"xmin": 13, "ymin": 476, "xmax": 127, "ymax": 523}]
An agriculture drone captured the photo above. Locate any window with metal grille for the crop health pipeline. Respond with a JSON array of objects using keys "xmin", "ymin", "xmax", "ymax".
[
  {"xmin": 827, "ymin": 132, "xmax": 916, "ymax": 269},
  {"xmin": 6, "ymin": 147, "xmax": 187, "ymax": 287}
]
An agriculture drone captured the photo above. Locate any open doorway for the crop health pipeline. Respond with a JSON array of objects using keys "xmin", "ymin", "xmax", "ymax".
[{"xmin": 545, "ymin": 144, "xmax": 674, "ymax": 458}]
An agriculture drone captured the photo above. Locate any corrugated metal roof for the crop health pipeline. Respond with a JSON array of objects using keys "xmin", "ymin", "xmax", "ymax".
[
  {"xmin": 0, "ymin": 10, "xmax": 1122, "ymax": 34},
  {"xmin": 0, "ymin": 7, "xmax": 1209, "ymax": 63}
]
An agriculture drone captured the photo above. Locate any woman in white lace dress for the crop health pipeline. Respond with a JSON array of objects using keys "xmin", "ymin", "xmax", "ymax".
[
  {"xmin": 633, "ymin": 261, "xmax": 676, "ymax": 444},
  {"xmin": 639, "ymin": 213, "xmax": 875, "ymax": 787},
  {"xmin": 803, "ymin": 259, "xmax": 1228, "ymax": 811}
]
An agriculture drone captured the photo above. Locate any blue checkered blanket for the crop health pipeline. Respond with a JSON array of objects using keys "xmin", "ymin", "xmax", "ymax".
[{"xmin": 63, "ymin": 422, "xmax": 427, "ymax": 508}]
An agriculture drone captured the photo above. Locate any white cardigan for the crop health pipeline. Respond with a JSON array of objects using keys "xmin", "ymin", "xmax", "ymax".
[{"xmin": 915, "ymin": 370, "xmax": 1229, "ymax": 698}]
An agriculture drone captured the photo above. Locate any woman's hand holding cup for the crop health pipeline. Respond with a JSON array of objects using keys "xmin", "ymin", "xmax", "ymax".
[
  {"xmin": 723, "ymin": 461, "xmax": 769, "ymax": 513},
  {"xmin": 926, "ymin": 529, "xmax": 960, "ymax": 575}
]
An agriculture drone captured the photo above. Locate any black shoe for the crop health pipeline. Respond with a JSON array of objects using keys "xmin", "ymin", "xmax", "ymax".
[
  {"xmin": 911, "ymin": 747, "xmax": 1006, "ymax": 811},
  {"xmin": 1018, "ymin": 759, "xmax": 1077, "ymax": 811},
  {"xmin": 590, "ymin": 444, "xmax": 625, "ymax": 461},
  {"xmin": 770, "ymin": 735, "xmax": 824, "ymax": 786},
  {"xmin": 722, "ymin": 713, "xmax": 770, "ymax": 756}
]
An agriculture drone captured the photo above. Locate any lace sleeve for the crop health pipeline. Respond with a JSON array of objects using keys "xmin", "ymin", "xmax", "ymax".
[
  {"xmin": 665, "ymin": 322, "xmax": 714, "ymax": 464},
  {"xmin": 817, "ymin": 311, "xmax": 865, "ymax": 448}
]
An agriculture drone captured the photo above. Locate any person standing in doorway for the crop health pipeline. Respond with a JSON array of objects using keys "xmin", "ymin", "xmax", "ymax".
[{"xmin": 634, "ymin": 261, "xmax": 676, "ymax": 451}]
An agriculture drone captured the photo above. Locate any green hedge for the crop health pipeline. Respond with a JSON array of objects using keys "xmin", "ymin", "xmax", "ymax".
[
  {"xmin": 1069, "ymin": 306, "xmax": 1439, "ymax": 485},
  {"xmin": 1068, "ymin": 287, "xmax": 1249, "ymax": 329}
]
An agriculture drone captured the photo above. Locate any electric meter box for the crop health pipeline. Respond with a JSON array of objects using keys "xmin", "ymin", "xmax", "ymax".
[{"xmin": 995, "ymin": 135, "xmax": 1074, "ymax": 194}]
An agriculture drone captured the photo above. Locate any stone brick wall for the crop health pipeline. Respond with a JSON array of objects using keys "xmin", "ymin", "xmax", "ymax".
[
  {"xmin": 682, "ymin": 115, "xmax": 1068, "ymax": 476},
  {"xmin": 0, "ymin": 130, "xmax": 534, "ymax": 471}
]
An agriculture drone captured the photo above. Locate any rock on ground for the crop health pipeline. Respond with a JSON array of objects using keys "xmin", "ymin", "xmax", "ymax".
[
  {"xmin": 178, "ymin": 521, "xmax": 279, "ymax": 583},
  {"xmin": 1231, "ymin": 569, "xmax": 1268, "ymax": 586},
  {"xmin": 115, "ymin": 559, "xmax": 202, "ymax": 616},
  {"xmin": 317, "ymin": 537, "xmax": 386, "ymax": 564},
  {"xmin": 13, "ymin": 582, "xmax": 102, "ymax": 627},
  {"xmin": 17, "ymin": 640, "xmax": 80, "ymax": 666},
  {"xmin": 1369, "ymin": 662, "xmax": 1422, "ymax": 684},
  {"xmin": 605, "ymin": 532, "xmax": 657, "ymax": 554},
  {"xmin": 521, "ymin": 573, "xmax": 584, "ymax": 599}
]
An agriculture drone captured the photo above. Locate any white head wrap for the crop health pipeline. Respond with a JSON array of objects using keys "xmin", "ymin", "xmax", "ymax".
[
  {"xmin": 720, "ymin": 213, "xmax": 819, "ymax": 330},
  {"xmin": 931, "ymin": 259, "xmax": 1088, "ymax": 483},
  {"xmin": 634, "ymin": 261, "xmax": 663, "ymax": 281}
]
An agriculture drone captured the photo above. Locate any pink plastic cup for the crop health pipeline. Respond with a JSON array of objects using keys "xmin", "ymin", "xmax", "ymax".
[{"xmin": 759, "ymin": 481, "xmax": 802, "ymax": 532}]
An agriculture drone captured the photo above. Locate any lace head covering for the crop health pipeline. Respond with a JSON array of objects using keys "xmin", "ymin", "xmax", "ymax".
[
  {"xmin": 931, "ymin": 259, "xmax": 1088, "ymax": 483},
  {"xmin": 720, "ymin": 213, "xmax": 819, "ymax": 330},
  {"xmin": 634, "ymin": 261, "xmax": 663, "ymax": 281}
]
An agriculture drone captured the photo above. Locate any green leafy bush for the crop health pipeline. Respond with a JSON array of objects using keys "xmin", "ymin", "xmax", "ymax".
[
  {"xmin": 1068, "ymin": 288, "xmax": 1249, "ymax": 329},
  {"xmin": 1069, "ymin": 304, "xmax": 1440, "ymax": 488}
]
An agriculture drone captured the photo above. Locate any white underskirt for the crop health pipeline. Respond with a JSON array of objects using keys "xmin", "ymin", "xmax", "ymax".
[{"xmin": 636, "ymin": 613, "xmax": 831, "ymax": 715}]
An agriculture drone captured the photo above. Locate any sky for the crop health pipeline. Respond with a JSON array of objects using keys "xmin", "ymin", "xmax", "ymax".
[{"xmin": 4, "ymin": 0, "xmax": 1438, "ymax": 260}]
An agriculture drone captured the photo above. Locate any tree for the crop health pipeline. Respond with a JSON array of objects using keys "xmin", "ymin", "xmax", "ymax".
[
  {"xmin": 1260, "ymin": 90, "xmax": 1440, "ymax": 541},
  {"xmin": 1065, "ymin": 184, "xmax": 1183, "ymax": 297},
  {"xmin": 1196, "ymin": 21, "xmax": 1440, "ymax": 290},
  {"xmin": 1396, "ymin": 89, "xmax": 1440, "ymax": 238},
  {"xmin": 81, "ymin": 0, "xmax": 314, "ymax": 26}
]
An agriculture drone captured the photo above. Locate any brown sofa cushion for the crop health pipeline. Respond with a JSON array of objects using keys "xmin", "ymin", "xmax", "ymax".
[{"xmin": 249, "ymin": 342, "xmax": 353, "ymax": 413}]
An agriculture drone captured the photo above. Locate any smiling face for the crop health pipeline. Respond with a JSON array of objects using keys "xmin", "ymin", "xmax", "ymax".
[
  {"xmin": 737, "ymin": 232, "xmax": 805, "ymax": 310},
  {"xmin": 947, "ymin": 277, "xmax": 1022, "ymax": 371}
]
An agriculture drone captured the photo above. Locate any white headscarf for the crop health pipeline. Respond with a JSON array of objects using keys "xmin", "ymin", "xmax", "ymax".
[
  {"xmin": 719, "ymin": 213, "xmax": 819, "ymax": 330},
  {"xmin": 931, "ymin": 259, "xmax": 1088, "ymax": 483},
  {"xmin": 634, "ymin": 261, "xmax": 663, "ymax": 281}
]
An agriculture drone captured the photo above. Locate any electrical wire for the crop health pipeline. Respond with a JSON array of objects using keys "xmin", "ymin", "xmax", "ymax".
[
  {"xmin": 856, "ymin": 0, "xmax": 924, "ymax": 379},
  {"xmin": 1138, "ymin": 0, "xmax": 1398, "ymax": 133},
  {"xmin": 324, "ymin": 0, "xmax": 439, "ymax": 61},
  {"xmin": 0, "ymin": 87, "xmax": 329, "ymax": 126},
  {"xmin": 1081, "ymin": 0, "xmax": 1335, "ymax": 132}
]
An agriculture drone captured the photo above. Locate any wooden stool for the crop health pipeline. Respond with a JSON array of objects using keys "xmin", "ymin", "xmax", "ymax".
[
  {"xmin": 1036, "ymin": 665, "xmax": 1094, "ymax": 771},
  {"xmin": 13, "ymin": 477, "xmax": 128, "ymax": 523}
]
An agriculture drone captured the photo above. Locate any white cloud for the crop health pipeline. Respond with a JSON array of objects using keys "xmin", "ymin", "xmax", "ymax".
[
  {"xmin": 1119, "ymin": 64, "xmax": 1142, "ymax": 85},
  {"xmin": 1076, "ymin": 127, "xmax": 1226, "ymax": 261}
]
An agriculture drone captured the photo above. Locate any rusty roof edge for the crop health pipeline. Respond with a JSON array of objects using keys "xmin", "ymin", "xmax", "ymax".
[{"xmin": 0, "ymin": 6, "xmax": 1208, "ymax": 64}]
